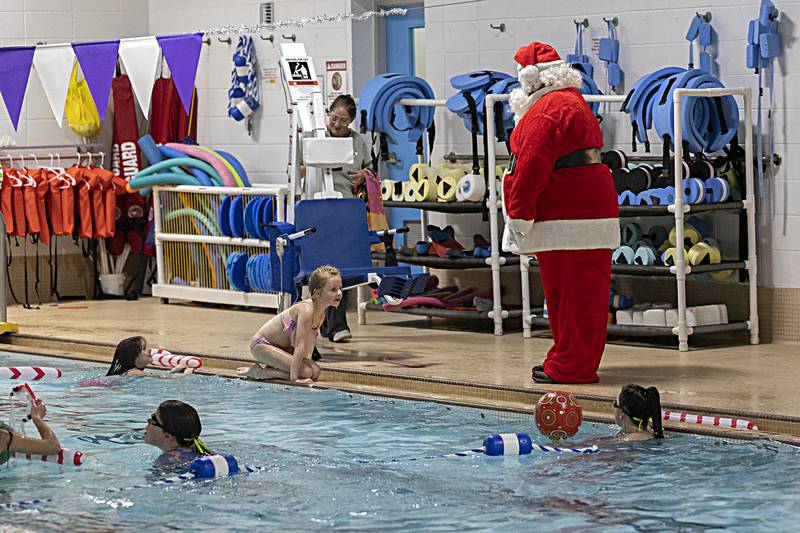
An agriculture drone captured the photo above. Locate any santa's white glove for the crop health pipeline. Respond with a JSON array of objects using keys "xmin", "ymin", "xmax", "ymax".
[{"xmin": 502, "ymin": 216, "xmax": 534, "ymax": 254}]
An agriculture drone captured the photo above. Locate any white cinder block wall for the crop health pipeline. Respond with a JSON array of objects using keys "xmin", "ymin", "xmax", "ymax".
[
  {"xmin": 0, "ymin": 0, "xmax": 149, "ymax": 146},
  {"xmin": 423, "ymin": 0, "xmax": 800, "ymax": 290},
  {"xmin": 147, "ymin": 0, "xmax": 354, "ymax": 185}
]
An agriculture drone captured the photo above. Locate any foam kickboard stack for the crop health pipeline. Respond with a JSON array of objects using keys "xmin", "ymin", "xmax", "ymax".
[{"xmin": 616, "ymin": 303, "xmax": 729, "ymax": 327}]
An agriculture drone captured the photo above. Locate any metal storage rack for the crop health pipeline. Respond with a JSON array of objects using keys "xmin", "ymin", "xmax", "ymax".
[
  {"xmin": 152, "ymin": 184, "xmax": 290, "ymax": 309},
  {"xmin": 357, "ymin": 98, "xmax": 523, "ymax": 334},
  {"xmin": 484, "ymin": 89, "xmax": 759, "ymax": 351}
]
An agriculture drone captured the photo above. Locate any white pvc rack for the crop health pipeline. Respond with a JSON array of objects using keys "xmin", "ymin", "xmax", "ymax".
[
  {"xmin": 152, "ymin": 184, "xmax": 290, "ymax": 309},
  {"xmin": 357, "ymin": 97, "xmax": 521, "ymax": 335},
  {"xmin": 485, "ymin": 89, "xmax": 759, "ymax": 350}
]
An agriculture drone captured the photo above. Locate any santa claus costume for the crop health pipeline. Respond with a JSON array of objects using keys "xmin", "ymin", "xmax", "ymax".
[{"xmin": 502, "ymin": 42, "xmax": 619, "ymax": 384}]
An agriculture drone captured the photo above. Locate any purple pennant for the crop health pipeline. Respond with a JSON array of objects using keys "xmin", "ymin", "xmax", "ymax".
[
  {"xmin": 156, "ymin": 33, "xmax": 203, "ymax": 116},
  {"xmin": 0, "ymin": 46, "xmax": 35, "ymax": 130},
  {"xmin": 72, "ymin": 40, "xmax": 120, "ymax": 123}
]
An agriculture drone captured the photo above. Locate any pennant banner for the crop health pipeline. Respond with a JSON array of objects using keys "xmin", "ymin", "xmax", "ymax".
[
  {"xmin": 156, "ymin": 33, "xmax": 203, "ymax": 115},
  {"xmin": 72, "ymin": 40, "xmax": 121, "ymax": 123},
  {"xmin": 0, "ymin": 46, "xmax": 36, "ymax": 130},
  {"xmin": 32, "ymin": 44, "xmax": 76, "ymax": 128},
  {"xmin": 118, "ymin": 36, "xmax": 160, "ymax": 116}
]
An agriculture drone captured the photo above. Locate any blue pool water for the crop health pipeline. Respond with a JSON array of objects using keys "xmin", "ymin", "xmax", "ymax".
[{"xmin": 1, "ymin": 352, "xmax": 799, "ymax": 532}]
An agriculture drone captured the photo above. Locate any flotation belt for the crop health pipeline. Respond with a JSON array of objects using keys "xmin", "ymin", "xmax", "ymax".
[
  {"xmin": 685, "ymin": 13, "xmax": 715, "ymax": 74},
  {"xmin": 357, "ymin": 73, "xmax": 435, "ymax": 144},
  {"xmin": 566, "ymin": 20, "xmax": 593, "ymax": 77},
  {"xmin": 446, "ymin": 71, "xmax": 513, "ymax": 136},
  {"xmin": 599, "ymin": 18, "xmax": 623, "ymax": 91},
  {"xmin": 748, "ymin": 0, "xmax": 781, "ymax": 196},
  {"xmin": 228, "ymin": 36, "xmax": 260, "ymax": 124}
]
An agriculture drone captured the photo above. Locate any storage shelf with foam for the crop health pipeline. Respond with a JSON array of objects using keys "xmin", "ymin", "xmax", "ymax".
[
  {"xmin": 383, "ymin": 200, "xmax": 486, "ymax": 214},
  {"xmin": 529, "ymin": 317, "xmax": 750, "ymax": 337},
  {"xmin": 372, "ymin": 252, "xmax": 520, "ymax": 270},
  {"xmin": 365, "ymin": 303, "xmax": 525, "ymax": 321},
  {"xmin": 523, "ymin": 258, "xmax": 746, "ymax": 277},
  {"xmin": 619, "ymin": 201, "xmax": 744, "ymax": 218}
]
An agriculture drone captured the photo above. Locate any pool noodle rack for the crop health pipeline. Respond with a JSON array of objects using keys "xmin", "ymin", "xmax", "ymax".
[
  {"xmin": 486, "ymin": 89, "xmax": 759, "ymax": 350},
  {"xmin": 152, "ymin": 184, "xmax": 291, "ymax": 309}
]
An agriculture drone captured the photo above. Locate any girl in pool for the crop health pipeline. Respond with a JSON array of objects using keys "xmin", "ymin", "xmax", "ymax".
[
  {"xmin": 613, "ymin": 384, "xmax": 664, "ymax": 441},
  {"xmin": 237, "ymin": 265, "xmax": 342, "ymax": 384},
  {"xmin": 0, "ymin": 398, "xmax": 60, "ymax": 465},
  {"xmin": 106, "ymin": 336, "xmax": 193, "ymax": 376},
  {"xmin": 144, "ymin": 400, "xmax": 211, "ymax": 471}
]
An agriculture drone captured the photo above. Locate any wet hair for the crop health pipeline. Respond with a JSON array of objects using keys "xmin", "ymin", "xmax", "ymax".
[
  {"xmin": 308, "ymin": 265, "xmax": 341, "ymax": 298},
  {"xmin": 156, "ymin": 400, "xmax": 210, "ymax": 455},
  {"xmin": 329, "ymin": 94, "xmax": 357, "ymax": 119},
  {"xmin": 617, "ymin": 384, "xmax": 664, "ymax": 439},
  {"xmin": 107, "ymin": 336, "xmax": 147, "ymax": 376}
]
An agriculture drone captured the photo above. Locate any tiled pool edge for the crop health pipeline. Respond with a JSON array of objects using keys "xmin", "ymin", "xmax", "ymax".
[{"xmin": 3, "ymin": 333, "xmax": 799, "ymax": 445}]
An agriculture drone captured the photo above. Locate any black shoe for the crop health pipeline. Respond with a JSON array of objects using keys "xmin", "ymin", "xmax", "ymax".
[
  {"xmin": 312, "ymin": 347, "xmax": 322, "ymax": 361},
  {"xmin": 532, "ymin": 364, "xmax": 544, "ymax": 373},
  {"xmin": 532, "ymin": 369, "xmax": 558, "ymax": 384}
]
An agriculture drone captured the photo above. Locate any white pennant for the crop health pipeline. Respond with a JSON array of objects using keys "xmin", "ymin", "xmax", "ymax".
[
  {"xmin": 118, "ymin": 36, "xmax": 160, "ymax": 116},
  {"xmin": 32, "ymin": 44, "xmax": 75, "ymax": 128}
]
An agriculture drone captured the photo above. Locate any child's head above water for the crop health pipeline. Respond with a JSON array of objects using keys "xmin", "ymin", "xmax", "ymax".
[
  {"xmin": 613, "ymin": 384, "xmax": 664, "ymax": 438},
  {"xmin": 145, "ymin": 400, "xmax": 209, "ymax": 454},
  {"xmin": 107, "ymin": 336, "xmax": 150, "ymax": 376},
  {"xmin": 308, "ymin": 265, "xmax": 343, "ymax": 307}
]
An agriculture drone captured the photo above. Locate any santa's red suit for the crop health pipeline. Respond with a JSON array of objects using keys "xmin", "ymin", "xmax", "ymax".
[{"xmin": 502, "ymin": 42, "xmax": 619, "ymax": 384}]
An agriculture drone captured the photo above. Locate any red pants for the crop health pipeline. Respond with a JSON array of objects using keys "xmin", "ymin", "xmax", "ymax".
[{"xmin": 536, "ymin": 248, "xmax": 612, "ymax": 383}]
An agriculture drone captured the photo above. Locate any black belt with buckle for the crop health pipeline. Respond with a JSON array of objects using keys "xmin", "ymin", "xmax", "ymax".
[{"xmin": 507, "ymin": 148, "xmax": 602, "ymax": 174}]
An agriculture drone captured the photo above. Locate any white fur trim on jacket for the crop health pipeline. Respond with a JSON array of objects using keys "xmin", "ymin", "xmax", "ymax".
[
  {"xmin": 509, "ymin": 63, "xmax": 583, "ymax": 121},
  {"xmin": 502, "ymin": 217, "xmax": 620, "ymax": 253}
]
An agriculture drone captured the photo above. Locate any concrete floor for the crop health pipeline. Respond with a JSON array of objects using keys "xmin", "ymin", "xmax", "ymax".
[{"xmin": 4, "ymin": 297, "xmax": 799, "ymax": 421}]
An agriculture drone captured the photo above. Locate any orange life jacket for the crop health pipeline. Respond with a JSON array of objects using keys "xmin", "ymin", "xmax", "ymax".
[
  {"xmin": 33, "ymin": 170, "xmax": 51, "ymax": 244},
  {"xmin": 67, "ymin": 166, "xmax": 90, "ymax": 238},
  {"xmin": 21, "ymin": 168, "xmax": 41, "ymax": 236},
  {"xmin": 47, "ymin": 170, "xmax": 65, "ymax": 236},
  {"xmin": 10, "ymin": 169, "xmax": 27, "ymax": 237},
  {"xmin": 1, "ymin": 168, "xmax": 15, "ymax": 235}
]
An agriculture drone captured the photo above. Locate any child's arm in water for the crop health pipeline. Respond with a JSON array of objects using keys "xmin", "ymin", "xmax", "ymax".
[
  {"xmin": 290, "ymin": 304, "xmax": 316, "ymax": 383},
  {"xmin": 8, "ymin": 401, "xmax": 61, "ymax": 455}
]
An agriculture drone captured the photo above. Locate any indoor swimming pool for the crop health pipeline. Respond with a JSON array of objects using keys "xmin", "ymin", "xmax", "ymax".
[{"xmin": 1, "ymin": 351, "xmax": 799, "ymax": 532}]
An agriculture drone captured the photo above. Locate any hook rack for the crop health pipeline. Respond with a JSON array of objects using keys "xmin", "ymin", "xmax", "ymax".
[
  {"xmin": 602, "ymin": 16, "xmax": 619, "ymax": 27},
  {"xmin": 489, "ymin": 23, "xmax": 506, "ymax": 32},
  {"xmin": 574, "ymin": 18, "xmax": 589, "ymax": 28},
  {"xmin": 696, "ymin": 11, "xmax": 712, "ymax": 22},
  {"xmin": 202, "ymin": 37, "xmax": 211, "ymax": 46},
  {"xmin": 217, "ymin": 36, "xmax": 232, "ymax": 45},
  {"xmin": 282, "ymin": 33, "xmax": 297, "ymax": 42},
  {"xmin": 260, "ymin": 34, "xmax": 274, "ymax": 43}
]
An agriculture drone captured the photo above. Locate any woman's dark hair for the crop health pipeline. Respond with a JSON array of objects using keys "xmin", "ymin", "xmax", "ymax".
[
  {"xmin": 329, "ymin": 94, "xmax": 356, "ymax": 119},
  {"xmin": 617, "ymin": 384, "xmax": 664, "ymax": 438},
  {"xmin": 156, "ymin": 400, "xmax": 209, "ymax": 454},
  {"xmin": 106, "ymin": 336, "xmax": 147, "ymax": 376}
]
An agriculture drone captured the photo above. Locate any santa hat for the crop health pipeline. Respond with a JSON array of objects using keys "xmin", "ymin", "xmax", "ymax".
[
  {"xmin": 513, "ymin": 42, "xmax": 565, "ymax": 93},
  {"xmin": 509, "ymin": 42, "xmax": 582, "ymax": 119}
]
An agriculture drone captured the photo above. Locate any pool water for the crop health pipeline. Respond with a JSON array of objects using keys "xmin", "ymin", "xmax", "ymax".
[{"xmin": 1, "ymin": 352, "xmax": 799, "ymax": 532}]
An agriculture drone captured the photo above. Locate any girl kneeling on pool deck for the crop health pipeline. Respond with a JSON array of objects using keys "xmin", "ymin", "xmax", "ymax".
[
  {"xmin": 613, "ymin": 384, "xmax": 664, "ymax": 441},
  {"xmin": 238, "ymin": 265, "xmax": 342, "ymax": 384},
  {"xmin": 0, "ymin": 399, "xmax": 60, "ymax": 465},
  {"xmin": 145, "ymin": 400, "xmax": 211, "ymax": 471},
  {"xmin": 106, "ymin": 336, "xmax": 194, "ymax": 376}
]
